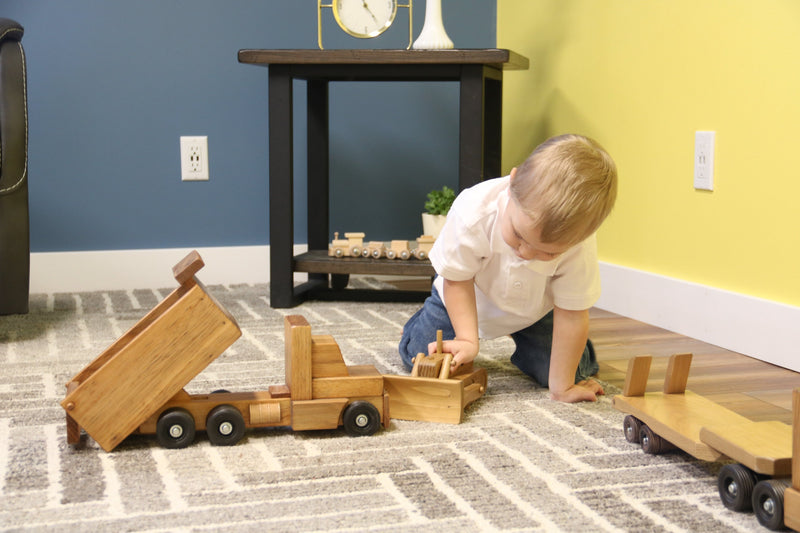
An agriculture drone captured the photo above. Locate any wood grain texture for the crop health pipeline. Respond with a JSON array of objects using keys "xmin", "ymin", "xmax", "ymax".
[
  {"xmin": 663, "ymin": 353, "xmax": 693, "ymax": 394},
  {"xmin": 587, "ymin": 307, "xmax": 800, "ymax": 425},
  {"xmin": 237, "ymin": 49, "xmax": 529, "ymax": 70},
  {"xmin": 62, "ymin": 284, "xmax": 241, "ymax": 451},
  {"xmin": 612, "ymin": 391, "xmax": 746, "ymax": 461},
  {"xmin": 622, "ymin": 355, "xmax": 651, "ymax": 397},
  {"xmin": 285, "ymin": 315, "xmax": 312, "ymax": 401},
  {"xmin": 699, "ymin": 421, "xmax": 792, "ymax": 475}
]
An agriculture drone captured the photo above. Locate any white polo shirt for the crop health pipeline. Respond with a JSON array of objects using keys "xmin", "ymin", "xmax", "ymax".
[{"xmin": 429, "ymin": 176, "xmax": 601, "ymax": 339}]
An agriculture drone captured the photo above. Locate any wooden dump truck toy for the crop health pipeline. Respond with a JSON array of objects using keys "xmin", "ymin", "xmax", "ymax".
[
  {"xmin": 614, "ymin": 353, "xmax": 800, "ymax": 531},
  {"xmin": 62, "ymin": 251, "xmax": 486, "ymax": 451}
]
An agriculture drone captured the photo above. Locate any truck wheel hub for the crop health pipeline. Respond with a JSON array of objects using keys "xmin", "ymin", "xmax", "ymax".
[
  {"xmin": 355, "ymin": 414, "xmax": 369, "ymax": 427},
  {"xmin": 169, "ymin": 425, "xmax": 184, "ymax": 438},
  {"xmin": 219, "ymin": 422, "xmax": 234, "ymax": 436}
]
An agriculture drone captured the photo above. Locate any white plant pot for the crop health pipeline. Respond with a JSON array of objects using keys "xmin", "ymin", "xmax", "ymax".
[
  {"xmin": 422, "ymin": 213, "xmax": 447, "ymax": 238},
  {"xmin": 412, "ymin": 0, "xmax": 453, "ymax": 50}
]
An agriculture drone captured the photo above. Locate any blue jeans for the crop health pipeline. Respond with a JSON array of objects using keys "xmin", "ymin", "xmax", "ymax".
[{"xmin": 398, "ymin": 285, "xmax": 598, "ymax": 387}]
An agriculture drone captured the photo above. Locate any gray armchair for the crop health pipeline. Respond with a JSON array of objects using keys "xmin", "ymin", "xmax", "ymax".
[{"xmin": 0, "ymin": 18, "xmax": 29, "ymax": 315}]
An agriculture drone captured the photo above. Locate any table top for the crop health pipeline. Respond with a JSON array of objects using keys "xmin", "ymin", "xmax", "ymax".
[{"xmin": 238, "ymin": 49, "xmax": 529, "ymax": 70}]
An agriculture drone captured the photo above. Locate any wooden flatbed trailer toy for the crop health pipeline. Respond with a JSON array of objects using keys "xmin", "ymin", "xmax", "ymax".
[
  {"xmin": 62, "ymin": 251, "xmax": 487, "ymax": 451},
  {"xmin": 613, "ymin": 353, "xmax": 799, "ymax": 530}
]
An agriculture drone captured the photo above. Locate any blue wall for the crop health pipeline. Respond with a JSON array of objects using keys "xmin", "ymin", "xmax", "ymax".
[{"xmin": 2, "ymin": 1, "xmax": 496, "ymax": 252}]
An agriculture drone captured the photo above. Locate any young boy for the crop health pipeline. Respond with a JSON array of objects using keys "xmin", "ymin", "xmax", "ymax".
[{"xmin": 399, "ymin": 134, "xmax": 617, "ymax": 403}]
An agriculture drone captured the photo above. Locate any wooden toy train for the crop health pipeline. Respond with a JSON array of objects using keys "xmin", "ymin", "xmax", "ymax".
[
  {"xmin": 61, "ymin": 251, "xmax": 487, "ymax": 452},
  {"xmin": 329, "ymin": 232, "xmax": 435, "ymax": 260},
  {"xmin": 614, "ymin": 353, "xmax": 800, "ymax": 531}
]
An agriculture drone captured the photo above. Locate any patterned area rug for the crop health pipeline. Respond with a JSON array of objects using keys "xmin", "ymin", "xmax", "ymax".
[{"xmin": 0, "ymin": 279, "xmax": 765, "ymax": 531}]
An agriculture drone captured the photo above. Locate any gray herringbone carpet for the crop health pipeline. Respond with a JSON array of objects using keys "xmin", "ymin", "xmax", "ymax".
[{"xmin": 0, "ymin": 279, "xmax": 764, "ymax": 531}]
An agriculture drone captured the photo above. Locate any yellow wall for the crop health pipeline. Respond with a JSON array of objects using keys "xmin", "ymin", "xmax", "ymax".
[{"xmin": 498, "ymin": 0, "xmax": 800, "ymax": 307}]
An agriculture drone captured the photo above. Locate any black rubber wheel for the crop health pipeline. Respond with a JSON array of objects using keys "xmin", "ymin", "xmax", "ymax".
[
  {"xmin": 331, "ymin": 274, "xmax": 349, "ymax": 290},
  {"xmin": 623, "ymin": 415, "xmax": 642, "ymax": 444},
  {"xmin": 753, "ymin": 478, "xmax": 791, "ymax": 530},
  {"xmin": 718, "ymin": 463, "xmax": 758, "ymax": 511},
  {"xmin": 342, "ymin": 401, "xmax": 381, "ymax": 436},
  {"xmin": 639, "ymin": 424, "xmax": 670, "ymax": 454},
  {"xmin": 156, "ymin": 408, "xmax": 196, "ymax": 449},
  {"xmin": 206, "ymin": 405, "xmax": 246, "ymax": 446}
]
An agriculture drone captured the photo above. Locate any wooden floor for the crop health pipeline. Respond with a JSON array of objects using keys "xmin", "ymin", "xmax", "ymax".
[
  {"xmin": 371, "ymin": 280, "xmax": 800, "ymax": 530},
  {"xmin": 589, "ymin": 307, "xmax": 800, "ymax": 424},
  {"xmin": 375, "ymin": 275, "xmax": 800, "ymax": 423}
]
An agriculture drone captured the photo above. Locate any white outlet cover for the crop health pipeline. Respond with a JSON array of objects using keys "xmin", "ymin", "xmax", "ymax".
[
  {"xmin": 694, "ymin": 131, "xmax": 715, "ymax": 191},
  {"xmin": 180, "ymin": 135, "xmax": 209, "ymax": 181}
]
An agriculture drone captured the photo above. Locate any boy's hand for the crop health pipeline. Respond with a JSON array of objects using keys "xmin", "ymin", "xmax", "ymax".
[
  {"xmin": 549, "ymin": 379, "xmax": 604, "ymax": 403},
  {"xmin": 428, "ymin": 339, "xmax": 478, "ymax": 370}
]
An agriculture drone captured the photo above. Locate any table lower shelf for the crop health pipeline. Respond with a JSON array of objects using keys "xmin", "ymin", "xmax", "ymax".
[
  {"xmin": 294, "ymin": 250, "xmax": 435, "ymax": 277},
  {"xmin": 284, "ymin": 250, "xmax": 434, "ymax": 306}
]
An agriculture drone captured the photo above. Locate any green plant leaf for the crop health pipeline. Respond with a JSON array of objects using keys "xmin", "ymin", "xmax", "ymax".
[{"xmin": 424, "ymin": 186, "xmax": 456, "ymax": 215}]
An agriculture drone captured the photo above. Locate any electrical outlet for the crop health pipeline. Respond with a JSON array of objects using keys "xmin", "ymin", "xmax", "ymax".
[
  {"xmin": 694, "ymin": 131, "xmax": 715, "ymax": 191},
  {"xmin": 180, "ymin": 136, "xmax": 209, "ymax": 181}
]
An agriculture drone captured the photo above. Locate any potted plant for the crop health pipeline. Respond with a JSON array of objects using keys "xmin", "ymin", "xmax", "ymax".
[{"xmin": 422, "ymin": 185, "xmax": 455, "ymax": 238}]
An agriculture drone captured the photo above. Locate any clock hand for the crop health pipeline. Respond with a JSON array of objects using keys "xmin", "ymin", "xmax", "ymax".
[{"xmin": 361, "ymin": 0, "xmax": 379, "ymax": 23}]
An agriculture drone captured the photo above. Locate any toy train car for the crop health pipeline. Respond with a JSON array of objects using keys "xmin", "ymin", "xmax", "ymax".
[{"xmin": 328, "ymin": 232, "xmax": 434, "ymax": 260}]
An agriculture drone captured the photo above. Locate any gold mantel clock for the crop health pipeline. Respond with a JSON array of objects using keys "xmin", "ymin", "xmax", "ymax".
[{"xmin": 318, "ymin": 0, "xmax": 413, "ymax": 49}]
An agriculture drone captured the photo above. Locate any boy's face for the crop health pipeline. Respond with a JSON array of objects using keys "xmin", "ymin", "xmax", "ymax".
[{"xmin": 501, "ymin": 195, "xmax": 571, "ymax": 262}]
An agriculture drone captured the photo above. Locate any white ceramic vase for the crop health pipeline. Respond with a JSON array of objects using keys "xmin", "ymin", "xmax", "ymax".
[
  {"xmin": 412, "ymin": 0, "xmax": 453, "ymax": 50},
  {"xmin": 421, "ymin": 212, "xmax": 447, "ymax": 238}
]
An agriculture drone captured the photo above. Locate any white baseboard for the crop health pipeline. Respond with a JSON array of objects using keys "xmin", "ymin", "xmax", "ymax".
[
  {"xmin": 29, "ymin": 249, "xmax": 798, "ymax": 372},
  {"xmin": 597, "ymin": 261, "xmax": 800, "ymax": 373},
  {"xmin": 30, "ymin": 245, "xmax": 308, "ymax": 293}
]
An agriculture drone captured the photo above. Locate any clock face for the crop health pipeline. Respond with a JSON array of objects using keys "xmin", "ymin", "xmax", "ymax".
[{"xmin": 333, "ymin": 0, "xmax": 397, "ymax": 38}]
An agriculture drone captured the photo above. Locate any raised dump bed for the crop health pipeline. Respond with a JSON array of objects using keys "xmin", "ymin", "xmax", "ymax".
[{"xmin": 62, "ymin": 251, "xmax": 241, "ymax": 452}]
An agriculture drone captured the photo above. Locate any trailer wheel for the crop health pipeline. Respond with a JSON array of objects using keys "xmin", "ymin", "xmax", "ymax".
[
  {"xmin": 753, "ymin": 478, "xmax": 790, "ymax": 531},
  {"xmin": 623, "ymin": 415, "xmax": 642, "ymax": 444},
  {"xmin": 156, "ymin": 408, "xmax": 196, "ymax": 449},
  {"xmin": 718, "ymin": 463, "xmax": 757, "ymax": 512},
  {"xmin": 343, "ymin": 401, "xmax": 381, "ymax": 436},
  {"xmin": 206, "ymin": 405, "xmax": 246, "ymax": 446},
  {"xmin": 639, "ymin": 424, "xmax": 670, "ymax": 454}
]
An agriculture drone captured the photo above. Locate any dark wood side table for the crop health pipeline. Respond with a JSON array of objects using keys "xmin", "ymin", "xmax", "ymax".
[{"xmin": 238, "ymin": 49, "xmax": 529, "ymax": 308}]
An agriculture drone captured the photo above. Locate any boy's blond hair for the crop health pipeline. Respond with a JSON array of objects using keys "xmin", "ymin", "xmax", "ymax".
[{"xmin": 510, "ymin": 134, "xmax": 617, "ymax": 245}]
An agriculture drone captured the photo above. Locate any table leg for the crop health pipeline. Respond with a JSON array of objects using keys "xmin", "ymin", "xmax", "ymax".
[
  {"xmin": 268, "ymin": 66, "xmax": 297, "ymax": 308},
  {"xmin": 459, "ymin": 65, "xmax": 503, "ymax": 188},
  {"xmin": 307, "ymin": 79, "xmax": 330, "ymax": 289}
]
